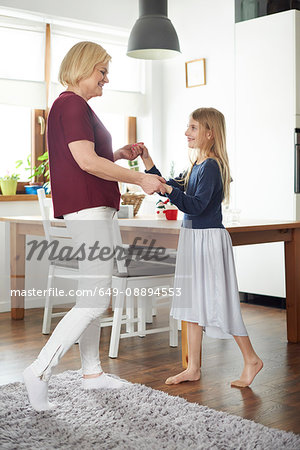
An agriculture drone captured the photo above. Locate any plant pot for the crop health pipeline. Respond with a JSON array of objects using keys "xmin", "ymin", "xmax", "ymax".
[
  {"xmin": 164, "ymin": 209, "xmax": 178, "ymax": 220},
  {"xmin": 24, "ymin": 185, "xmax": 45, "ymax": 195},
  {"xmin": 0, "ymin": 179, "xmax": 18, "ymax": 195}
]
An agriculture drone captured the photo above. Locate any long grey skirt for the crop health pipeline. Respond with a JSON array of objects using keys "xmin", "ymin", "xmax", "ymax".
[{"xmin": 170, "ymin": 227, "xmax": 248, "ymax": 339}]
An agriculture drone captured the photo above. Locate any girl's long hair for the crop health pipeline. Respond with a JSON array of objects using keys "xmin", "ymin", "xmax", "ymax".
[{"xmin": 179, "ymin": 107, "xmax": 231, "ymax": 204}]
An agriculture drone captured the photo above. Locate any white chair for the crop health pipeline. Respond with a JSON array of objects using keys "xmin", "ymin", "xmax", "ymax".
[
  {"xmin": 37, "ymin": 189, "xmax": 178, "ymax": 356},
  {"xmin": 107, "ymin": 219, "xmax": 178, "ymax": 358},
  {"xmin": 37, "ymin": 189, "xmax": 79, "ymax": 334}
]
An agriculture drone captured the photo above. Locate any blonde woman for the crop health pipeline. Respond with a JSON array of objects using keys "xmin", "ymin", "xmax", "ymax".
[
  {"xmin": 23, "ymin": 41, "xmax": 166, "ymax": 411},
  {"xmin": 140, "ymin": 108, "xmax": 263, "ymax": 388}
]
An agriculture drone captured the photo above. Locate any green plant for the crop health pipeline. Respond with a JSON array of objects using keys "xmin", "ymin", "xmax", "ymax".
[
  {"xmin": 15, "ymin": 154, "xmax": 31, "ymax": 179},
  {"xmin": 32, "ymin": 152, "xmax": 49, "ymax": 182},
  {"xmin": 0, "ymin": 169, "xmax": 20, "ymax": 195},
  {"xmin": 0, "ymin": 172, "xmax": 20, "ymax": 181},
  {"xmin": 16, "ymin": 152, "xmax": 50, "ymax": 191}
]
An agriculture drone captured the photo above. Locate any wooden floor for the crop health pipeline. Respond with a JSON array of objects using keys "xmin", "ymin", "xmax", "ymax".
[{"xmin": 1, "ymin": 303, "xmax": 299, "ymax": 434}]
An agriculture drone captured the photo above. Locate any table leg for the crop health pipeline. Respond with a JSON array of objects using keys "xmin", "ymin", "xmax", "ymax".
[
  {"xmin": 10, "ymin": 223, "xmax": 25, "ymax": 320},
  {"xmin": 284, "ymin": 228, "xmax": 300, "ymax": 343}
]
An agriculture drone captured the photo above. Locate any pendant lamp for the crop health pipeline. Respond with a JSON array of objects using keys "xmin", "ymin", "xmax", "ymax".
[{"xmin": 127, "ymin": 0, "xmax": 181, "ymax": 60}]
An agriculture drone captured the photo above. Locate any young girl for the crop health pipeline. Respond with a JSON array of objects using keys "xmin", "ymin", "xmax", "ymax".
[{"xmin": 140, "ymin": 107, "xmax": 263, "ymax": 388}]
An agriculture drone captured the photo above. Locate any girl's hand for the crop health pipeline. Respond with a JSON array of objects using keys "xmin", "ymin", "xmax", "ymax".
[
  {"xmin": 114, "ymin": 143, "xmax": 144, "ymax": 161},
  {"xmin": 161, "ymin": 183, "xmax": 173, "ymax": 195},
  {"xmin": 138, "ymin": 144, "xmax": 155, "ymax": 171},
  {"xmin": 139, "ymin": 144, "xmax": 151, "ymax": 160}
]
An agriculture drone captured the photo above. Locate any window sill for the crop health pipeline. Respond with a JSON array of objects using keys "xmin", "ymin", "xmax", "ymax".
[{"xmin": 0, "ymin": 194, "xmax": 51, "ymax": 202}]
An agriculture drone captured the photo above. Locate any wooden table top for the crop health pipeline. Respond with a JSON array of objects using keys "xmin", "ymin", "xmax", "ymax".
[{"xmin": 1, "ymin": 215, "xmax": 300, "ymax": 233}]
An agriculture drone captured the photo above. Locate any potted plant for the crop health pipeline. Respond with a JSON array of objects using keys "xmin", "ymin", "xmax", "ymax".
[
  {"xmin": 16, "ymin": 152, "xmax": 50, "ymax": 194},
  {"xmin": 0, "ymin": 172, "xmax": 20, "ymax": 195},
  {"xmin": 28, "ymin": 151, "xmax": 50, "ymax": 194}
]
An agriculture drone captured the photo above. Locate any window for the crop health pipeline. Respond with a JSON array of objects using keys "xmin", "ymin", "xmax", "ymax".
[
  {"xmin": 0, "ymin": 104, "xmax": 31, "ymax": 180},
  {"xmin": 0, "ymin": 17, "xmax": 46, "ymax": 183},
  {"xmin": 50, "ymin": 34, "xmax": 82, "ymax": 83},
  {"xmin": 0, "ymin": 11, "xmax": 145, "ymax": 189},
  {"xmin": 104, "ymin": 43, "xmax": 144, "ymax": 93},
  {"xmin": 0, "ymin": 18, "xmax": 45, "ymax": 81},
  {"xmin": 93, "ymin": 111, "xmax": 126, "ymax": 152}
]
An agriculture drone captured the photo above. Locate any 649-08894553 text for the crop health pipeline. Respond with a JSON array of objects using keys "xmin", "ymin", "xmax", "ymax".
[{"xmin": 97, "ymin": 287, "xmax": 181, "ymax": 297}]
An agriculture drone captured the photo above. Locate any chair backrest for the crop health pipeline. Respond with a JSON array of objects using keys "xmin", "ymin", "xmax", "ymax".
[
  {"xmin": 37, "ymin": 189, "xmax": 72, "ymax": 242},
  {"xmin": 111, "ymin": 216, "xmax": 177, "ymax": 276},
  {"xmin": 112, "ymin": 215, "xmax": 128, "ymax": 274}
]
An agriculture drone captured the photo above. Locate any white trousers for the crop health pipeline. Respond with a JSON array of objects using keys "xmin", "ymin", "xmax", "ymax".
[{"xmin": 31, "ymin": 206, "xmax": 116, "ymax": 381}]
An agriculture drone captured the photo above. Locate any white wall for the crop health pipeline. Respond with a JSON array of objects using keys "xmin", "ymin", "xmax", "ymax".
[{"xmin": 160, "ymin": 0, "xmax": 236, "ymax": 185}]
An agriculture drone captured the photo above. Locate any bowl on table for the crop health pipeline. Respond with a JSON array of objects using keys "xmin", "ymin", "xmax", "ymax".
[
  {"xmin": 164, "ymin": 209, "xmax": 178, "ymax": 220},
  {"xmin": 24, "ymin": 185, "xmax": 45, "ymax": 195}
]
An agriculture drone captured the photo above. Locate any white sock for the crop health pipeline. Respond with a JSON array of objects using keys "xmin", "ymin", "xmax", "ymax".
[
  {"xmin": 82, "ymin": 373, "xmax": 129, "ymax": 390},
  {"xmin": 23, "ymin": 365, "xmax": 54, "ymax": 411}
]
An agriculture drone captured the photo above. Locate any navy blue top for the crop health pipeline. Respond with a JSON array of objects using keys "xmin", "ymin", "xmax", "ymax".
[{"xmin": 146, "ymin": 158, "xmax": 224, "ymax": 229}]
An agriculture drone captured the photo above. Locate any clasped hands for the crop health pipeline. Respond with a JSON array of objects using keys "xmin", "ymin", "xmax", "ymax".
[{"xmin": 116, "ymin": 142, "xmax": 173, "ymax": 196}]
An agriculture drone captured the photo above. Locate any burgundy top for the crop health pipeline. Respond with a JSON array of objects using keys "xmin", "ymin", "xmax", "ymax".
[{"xmin": 47, "ymin": 91, "xmax": 120, "ymax": 218}]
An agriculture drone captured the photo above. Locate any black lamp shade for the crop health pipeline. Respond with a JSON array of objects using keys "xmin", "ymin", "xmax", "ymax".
[{"xmin": 127, "ymin": 0, "xmax": 181, "ymax": 60}]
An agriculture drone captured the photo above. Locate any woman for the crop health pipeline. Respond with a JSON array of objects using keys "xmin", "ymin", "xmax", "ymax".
[{"xmin": 23, "ymin": 41, "xmax": 166, "ymax": 411}]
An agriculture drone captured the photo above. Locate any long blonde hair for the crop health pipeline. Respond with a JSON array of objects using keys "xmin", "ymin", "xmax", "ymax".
[
  {"xmin": 59, "ymin": 41, "xmax": 111, "ymax": 87},
  {"xmin": 180, "ymin": 107, "xmax": 231, "ymax": 204}
]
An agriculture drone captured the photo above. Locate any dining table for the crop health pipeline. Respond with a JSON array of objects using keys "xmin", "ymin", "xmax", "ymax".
[{"xmin": 1, "ymin": 215, "xmax": 300, "ymax": 367}]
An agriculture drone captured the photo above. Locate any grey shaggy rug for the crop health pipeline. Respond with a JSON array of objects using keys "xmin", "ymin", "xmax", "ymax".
[{"xmin": 0, "ymin": 371, "xmax": 299, "ymax": 450}]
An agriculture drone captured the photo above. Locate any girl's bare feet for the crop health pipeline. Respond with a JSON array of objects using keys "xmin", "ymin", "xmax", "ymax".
[
  {"xmin": 231, "ymin": 358, "xmax": 263, "ymax": 388},
  {"xmin": 165, "ymin": 368, "xmax": 201, "ymax": 385}
]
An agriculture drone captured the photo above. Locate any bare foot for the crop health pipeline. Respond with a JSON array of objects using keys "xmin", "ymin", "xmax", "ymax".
[
  {"xmin": 165, "ymin": 368, "xmax": 201, "ymax": 385},
  {"xmin": 231, "ymin": 358, "xmax": 263, "ymax": 388}
]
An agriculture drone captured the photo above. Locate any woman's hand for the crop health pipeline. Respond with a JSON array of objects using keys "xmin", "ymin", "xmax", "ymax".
[
  {"xmin": 140, "ymin": 173, "xmax": 167, "ymax": 195},
  {"xmin": 114, "ymin": 143, "xmax": 144, "ymax": 161},
  {"xmin": 114, "ymin": 142, "xmax": 155, "ymax": 172}
]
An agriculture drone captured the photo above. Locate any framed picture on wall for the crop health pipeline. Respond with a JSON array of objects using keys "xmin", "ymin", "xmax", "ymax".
[{"xmin": 185, "ymin": 58, "xmax": 206, "ymax": 88}]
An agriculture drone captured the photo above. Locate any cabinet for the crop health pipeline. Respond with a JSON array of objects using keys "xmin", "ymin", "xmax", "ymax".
[{"xmin": 234, "ymin": 10, "xmax": 300, "ymax": 297}]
